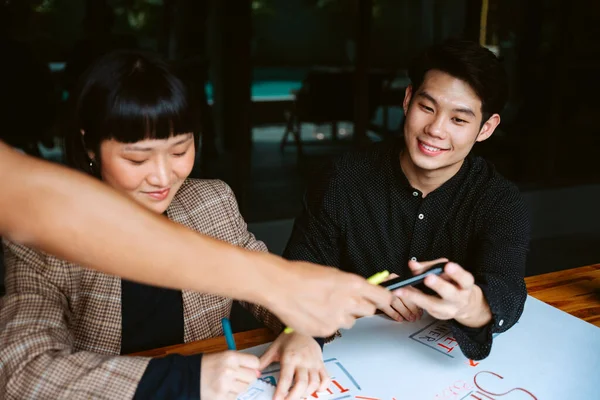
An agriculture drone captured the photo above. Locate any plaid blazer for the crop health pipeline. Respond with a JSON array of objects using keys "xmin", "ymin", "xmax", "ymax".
[{"xmin": 0, "ymin": 179, "xmax": 282, "ymax": 400}]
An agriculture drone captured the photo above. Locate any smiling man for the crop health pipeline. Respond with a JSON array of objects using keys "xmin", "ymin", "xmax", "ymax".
[{"xmin": 283, "ymin": 39, "xmax": 530, "ymax": 360}]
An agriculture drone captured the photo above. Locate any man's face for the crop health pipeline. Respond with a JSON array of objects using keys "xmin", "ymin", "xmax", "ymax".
[{"xmin": 402, "ymin": 70, "xmax": 499, "ymax": 175}]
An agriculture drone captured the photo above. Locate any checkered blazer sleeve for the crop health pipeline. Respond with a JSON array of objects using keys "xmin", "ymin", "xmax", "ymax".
[
  {"xmin": 218, "ymin": 181, "xmax": 284, "ymax": 334},
  {"xmin": 0, "ymin": 240, "xmax": 150, "ymax": 400}
]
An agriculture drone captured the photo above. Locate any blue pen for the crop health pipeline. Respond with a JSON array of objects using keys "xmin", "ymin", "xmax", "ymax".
[{"xmin": 221, "ymin": 318, "xmax": 237, "ymax": 350}]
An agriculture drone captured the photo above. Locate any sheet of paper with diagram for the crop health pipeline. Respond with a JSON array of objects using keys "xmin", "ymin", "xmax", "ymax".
[
  {"xmin": 238, "ymin": 296, "xmax": 600, "ymax": 399},
  {"xmin": 239, "ymin": 357, "xmax": 361, "ymax": 400}
]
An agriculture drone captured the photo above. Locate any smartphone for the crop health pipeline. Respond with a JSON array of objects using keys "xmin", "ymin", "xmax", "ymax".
[{"xmin": 379, "ymin": 264, "xmax": 445, "ymax": 291}]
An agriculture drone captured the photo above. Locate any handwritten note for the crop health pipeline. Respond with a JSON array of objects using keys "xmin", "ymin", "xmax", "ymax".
[
  {"xmin": 410, "ymin": 320, "xmax": 458, "ymax": 357},
  {"xmin": 237, "ymin": 379, "xmax": 276, "ymax": 400}
]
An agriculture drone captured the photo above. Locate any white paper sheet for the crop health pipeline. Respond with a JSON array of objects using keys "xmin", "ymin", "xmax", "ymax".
[{"xmin": 239, "ymin": 296, "xmax": 600, "ymax": 399}]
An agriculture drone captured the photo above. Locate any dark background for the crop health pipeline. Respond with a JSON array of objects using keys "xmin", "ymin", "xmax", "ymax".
[{"xmin": 1, "ymin": 0, "xmax": 599, "ymax": 297}]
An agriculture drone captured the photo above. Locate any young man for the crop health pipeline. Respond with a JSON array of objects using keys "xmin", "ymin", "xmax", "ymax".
[
  {"xmin": 283, "ymin": 39, "xmax": 530, "ymax": 360},
  {"xmin": 0, "ymin": 141, "xmax": 392, "ymax": 337}
]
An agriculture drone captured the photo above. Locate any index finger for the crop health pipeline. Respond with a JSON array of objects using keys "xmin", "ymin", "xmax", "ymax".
[
  {"xmin": 382, "ymin": 272, "xmax": 400, "ymax": 282},
  {"xmin": 359, "ymin": 281, "xmax": 394, "ymax": 310},
  {"xmin": 274, "ymin": 364, "xmax": 295, "ymax": 400},
  {"xmin": 408, "ymin": 258, "xmax": 449, "ymax": 275}
]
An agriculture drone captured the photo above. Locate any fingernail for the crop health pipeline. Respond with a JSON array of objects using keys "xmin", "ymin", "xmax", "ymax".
[
  {"xmin": 256, "ymin": 370, "xmax": 261, "ymax": 378},
  {"xmin": 395, "ymin": 289, "xmax": 405, "ymax": 296}
]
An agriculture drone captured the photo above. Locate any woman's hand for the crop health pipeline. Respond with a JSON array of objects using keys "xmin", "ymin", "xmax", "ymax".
[
  {"xmin": 259, "ymin": 333, "xmax": 330, "ymax": 400},
  {"xmin": 200, "ymin": 351, "xmax": 261, "ymax": 400}
]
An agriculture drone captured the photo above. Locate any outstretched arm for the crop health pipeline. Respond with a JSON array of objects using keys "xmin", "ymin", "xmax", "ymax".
[
  {"xmin": 0, "ymin": 142, "xmax": 392, "ymax": 337},
  {"xmin": 0, "ymin": 141, "xmax": 271, "ymax": 302}
]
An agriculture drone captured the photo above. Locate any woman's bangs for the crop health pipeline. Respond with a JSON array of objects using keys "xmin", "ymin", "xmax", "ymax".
[{"xmin": 101, "ymin": 72, "xmax": 197, "ymax": 143}]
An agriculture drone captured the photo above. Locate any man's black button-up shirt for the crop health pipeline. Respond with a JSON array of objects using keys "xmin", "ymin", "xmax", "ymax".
[{"xmin": 283, "ymin": 141, "xmax": 531, "ymax": 360}]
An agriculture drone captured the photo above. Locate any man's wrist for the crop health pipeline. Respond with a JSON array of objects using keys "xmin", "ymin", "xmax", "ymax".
[{"xmin": 455, "ymin": 285, "xmax": 492, "ymax": 328}]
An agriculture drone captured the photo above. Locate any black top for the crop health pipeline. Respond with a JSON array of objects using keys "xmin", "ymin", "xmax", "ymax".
[
  {"xmin": 121, "ymin": 280, "xmax": 184, "ymax": 354},
  {"xmin": 283, "ymin": 141, "xmax": 530, "ymax": 360},
  {"xmin": 134, "ymin": 353, "xmax": 202, "ymax": 399},
  {"xmin": 120, "ymin": 280, "xmax": 201, "ymax": 398}
]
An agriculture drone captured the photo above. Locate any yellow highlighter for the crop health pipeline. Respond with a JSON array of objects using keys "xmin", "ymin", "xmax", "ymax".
[
  {"xmin": 284, "ymin": 270, "xmax": 390, "ymax": 334},
  {"xmin": 366, "ymin": 270, "xmax": 390, "ymax": 285}
]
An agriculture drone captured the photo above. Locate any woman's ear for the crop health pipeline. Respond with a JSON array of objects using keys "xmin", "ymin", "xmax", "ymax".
[{"xmin": 80, "ymin": 130, "xmax": 96, "ymax": 161}]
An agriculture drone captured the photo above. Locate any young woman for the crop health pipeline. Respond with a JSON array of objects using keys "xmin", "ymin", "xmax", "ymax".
[{"xmin": 0, "ymin": 50, "xmax": 329, "ymax": 400}]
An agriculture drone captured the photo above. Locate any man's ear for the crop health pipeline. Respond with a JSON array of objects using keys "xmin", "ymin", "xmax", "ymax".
[
  {"xmin": 476, "ymin": 114, "xmax": 501, "ymax": 143},
  {"xmin": 403, "ymin": 85, "xmax": 413, "ymax": 115}
]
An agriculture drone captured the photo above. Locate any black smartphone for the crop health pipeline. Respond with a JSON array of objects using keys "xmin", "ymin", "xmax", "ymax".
[{"xmin": 379, "ymin": 264, "xmax": 445, "ymax": 291}]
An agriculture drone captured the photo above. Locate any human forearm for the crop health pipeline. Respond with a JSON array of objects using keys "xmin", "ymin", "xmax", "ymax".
[
  {"xmin": 0, "ymin": 142, "xmax": 279, "ymax": 304},
  {"xmin": 470, "ymin": 189, "xmax": 530, "ymax": 332},
  {"xmin": 0, "ymin": 143, "xmax": 393, "ymax": 337},
  {"xmin": 133, "ymin": 354, "xmax": 202, "ymax": 399}
]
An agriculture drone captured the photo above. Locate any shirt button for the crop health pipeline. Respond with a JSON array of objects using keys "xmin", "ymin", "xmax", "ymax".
[
  {"xmin": 418, "ymin": 213, "xmax": 424, "ymax": 220},
  {"xmin": 498, "ymin": 319, "xmax": 504, "ymax": 327},
  {"xmin": 412, "ymin": 191, "xmax": 419, "ymax": 197},
  {"xmin": 410, "ymin": 257, "xmax": 417, "ymax": 261}
]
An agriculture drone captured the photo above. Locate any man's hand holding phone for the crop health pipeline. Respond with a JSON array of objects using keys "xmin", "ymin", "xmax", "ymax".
[
  {"xmin": 377, "ymin": 258, "xmax": 448, "ymax": 322},
  {"xmin": 391, "ymin": 258, "xmax": 491, "ymax": 327}
]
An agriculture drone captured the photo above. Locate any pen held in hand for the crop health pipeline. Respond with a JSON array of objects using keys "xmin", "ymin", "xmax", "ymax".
[{"xmin": 221, "ymin": 317, "xmax": 236, "ymax": 350}]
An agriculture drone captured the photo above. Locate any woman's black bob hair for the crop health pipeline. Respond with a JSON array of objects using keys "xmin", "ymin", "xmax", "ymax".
[{"xmin": 64, "ymin": 49, "xmax": 199, "ymax": 177}]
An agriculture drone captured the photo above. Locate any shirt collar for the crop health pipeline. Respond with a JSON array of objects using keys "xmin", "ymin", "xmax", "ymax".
[{"xmin": 391, "ymin": 141, "xmax": 473, "ymax": 197}]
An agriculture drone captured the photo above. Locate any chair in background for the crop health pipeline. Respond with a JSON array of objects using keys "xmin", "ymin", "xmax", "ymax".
[{"xmin": 280, "ymin": 68, "xmax": 393, "ymax": 155}]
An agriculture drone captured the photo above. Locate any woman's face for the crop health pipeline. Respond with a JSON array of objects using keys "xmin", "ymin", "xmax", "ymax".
[{"xmin": 94, "ymin": 133, "xmax": 195, "ymax": 214}]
